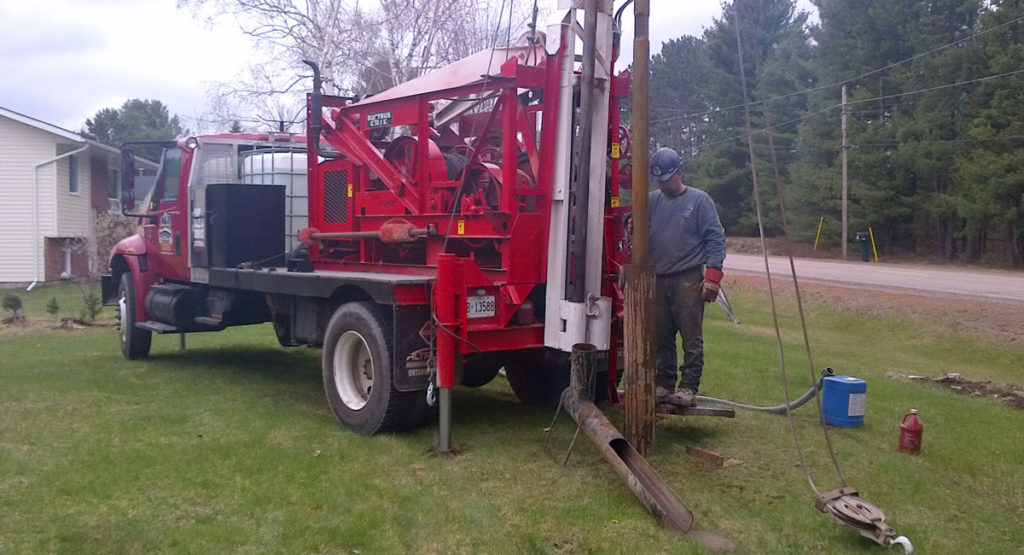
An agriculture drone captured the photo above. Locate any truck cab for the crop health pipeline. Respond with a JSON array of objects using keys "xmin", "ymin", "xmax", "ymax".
[{"xmin": 103, "ymin": 134, "xmax": 308, "ymax": 358}]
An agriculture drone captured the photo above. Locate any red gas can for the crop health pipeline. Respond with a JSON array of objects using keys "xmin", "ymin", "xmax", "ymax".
[{"xmin": 898, "ymin": 409, "xmax": 923, "ymax": 454}]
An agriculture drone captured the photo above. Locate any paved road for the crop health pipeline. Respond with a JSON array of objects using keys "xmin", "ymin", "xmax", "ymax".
[{"xmin": 724, "ymin": 254, "xmax": 1024, "ymax": 305}]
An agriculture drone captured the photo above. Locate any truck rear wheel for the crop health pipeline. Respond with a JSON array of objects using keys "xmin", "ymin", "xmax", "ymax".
[
  {"xmin": 504, "ymin": 348, "xmax": 610, "ymax": 407},
  {"xmin": 322, "ymin": 301, "xmax": 422, "ymax": 434},
  {"xmin": 118, "ymin": 272, "xmax": 151, "ymax": 359},
  {"xmin": 459, "ymin": 353, "xmax": 503, "ymax": 388},
  {"xmin": 504, "ymin": 349, "xmax": 569, "ymax": 408}
]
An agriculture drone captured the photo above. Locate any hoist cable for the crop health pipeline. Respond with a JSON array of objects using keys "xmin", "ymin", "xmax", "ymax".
[
  {"xmin": 731, "ymin": 7, "xmax": 909, "ymax": 550},
  {"xmin": 730, "ymin": 1, "xmax": 819, "ymax": 496},
  {"xmin": 740, "ymin": 3, "xmax": 849, "ymax": 488}
]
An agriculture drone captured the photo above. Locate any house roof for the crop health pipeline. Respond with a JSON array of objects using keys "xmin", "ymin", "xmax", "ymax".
[
  {"xmin": 0, "ymin": 106, "xmax": 157, "ymax": 169},
  {"xmin": 0, "ymin": 106, "xmax": 81, "ymax": 143}
]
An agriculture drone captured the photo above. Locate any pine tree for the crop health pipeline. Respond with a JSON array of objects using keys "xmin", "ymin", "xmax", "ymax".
[
  {"xmin": 955, "ymin": 0, "xmax": 1024, "ymax": 264},
  {"xmin": 690, "ymin": 0, "xmax": 811, "ymax": 236}
]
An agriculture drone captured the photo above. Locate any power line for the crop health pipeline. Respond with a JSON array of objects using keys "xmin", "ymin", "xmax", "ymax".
[
  {"xmin": 687, "ymin": 67, "xmax": 1024, "ymax": 150},
  {"xmin": 826, "ymin": 14, "xmax": 1024, "ymax": 90},
  {"xmin": 650, "ymin": 14, "xmax": 1024, "ymax": 126},
  {"xmin": 856, "ymin": 135, "xmax": 1024, "ymax": 148},
  {"xmin": 845, "ymin": 68, "xmax": 1024, "ymax": 106},
  {"xmin": 652, "ymin": 63, "xmax": 1011, "ymax": 127},
  {"xmin": 695, "ymin": 103, "xmax": 838, "ymax": 149}
]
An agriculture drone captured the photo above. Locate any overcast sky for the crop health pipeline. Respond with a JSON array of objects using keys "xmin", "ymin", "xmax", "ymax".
[{"xmin": 0, "ymin": 0, "xmax": 814, "ymax": 133}]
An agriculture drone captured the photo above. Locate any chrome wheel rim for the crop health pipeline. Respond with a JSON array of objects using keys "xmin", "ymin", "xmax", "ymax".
[
  {"xmin": 118, "ymin": 291, "xmax": 128, "ymax": 344},
  {"xmin": 333, "ymin": 331, "xmax": 373, "ymax": 410}
]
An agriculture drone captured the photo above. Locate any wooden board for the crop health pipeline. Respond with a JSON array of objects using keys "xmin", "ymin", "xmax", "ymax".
[{"xmin": 656, "ymin": 403, "xmax": 736, "ymax": 418}]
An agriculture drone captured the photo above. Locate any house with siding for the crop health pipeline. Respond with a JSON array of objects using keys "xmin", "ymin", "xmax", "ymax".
[{"xmin": 0, "ymin": 107, "xmax": 152, "ymax": 286}]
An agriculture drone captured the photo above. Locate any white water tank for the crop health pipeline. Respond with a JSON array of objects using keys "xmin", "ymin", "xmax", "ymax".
[{"xmin": 240, "ymin": 150, "xmax": 308, "ymax": 250}]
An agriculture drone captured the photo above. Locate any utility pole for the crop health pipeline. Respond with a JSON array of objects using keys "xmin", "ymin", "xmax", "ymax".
[
  {"xmin": 841, "ymin": 84, "xmax": 848, "ymax": 260},
  {"xmin": 624, "ymin": 0, "xmax": 656, "ymax": 456}
]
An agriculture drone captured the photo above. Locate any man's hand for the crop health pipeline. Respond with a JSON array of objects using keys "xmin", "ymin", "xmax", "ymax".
[{"xmin": 702, "ymin": 267, "xmax": 723, "ymax": 303}]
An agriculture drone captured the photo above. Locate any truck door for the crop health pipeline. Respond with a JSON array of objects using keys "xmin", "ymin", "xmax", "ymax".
[{"xmin": 141, "ymin": 146, "xmax": 190, "ymax": 281}]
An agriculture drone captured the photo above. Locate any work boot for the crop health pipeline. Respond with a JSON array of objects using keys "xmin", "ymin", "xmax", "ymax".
[
  {"xmin": 657, "ymin": 386, "xmax": 691, "ymax": 407},
  {"xmin": 672, "ymin": 388, "xmax": 697, "ymax": 407},
  {"xmin": 655, "ymin": 386, "xmax": 676, "ymax": 405}
]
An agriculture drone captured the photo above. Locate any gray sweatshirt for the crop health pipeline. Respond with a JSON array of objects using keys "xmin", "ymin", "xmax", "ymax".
[{"xmin": 648, "ymin": 186, "xmax": 726, "ymax": 275}]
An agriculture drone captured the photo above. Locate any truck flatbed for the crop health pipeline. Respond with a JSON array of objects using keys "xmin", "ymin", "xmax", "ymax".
[{"xmin": 208, "ymin": 267, "xmax": 431, "ymax": 304}]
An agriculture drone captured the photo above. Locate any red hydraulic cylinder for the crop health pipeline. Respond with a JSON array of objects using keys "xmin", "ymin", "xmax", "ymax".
[{"xmin": 435, "ymin": 253, "xmax": 458, "ymax": 389}]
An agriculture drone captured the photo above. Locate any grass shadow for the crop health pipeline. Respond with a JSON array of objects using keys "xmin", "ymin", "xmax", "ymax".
[{"xmin": 148, "ymin": 345, "xmax": 320, "ymax": 381}]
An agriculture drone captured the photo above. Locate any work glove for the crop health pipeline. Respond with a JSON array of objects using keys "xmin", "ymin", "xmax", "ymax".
[{"xmin": 702, "ymin": 267, "xmax": 723, "ymax": 303}]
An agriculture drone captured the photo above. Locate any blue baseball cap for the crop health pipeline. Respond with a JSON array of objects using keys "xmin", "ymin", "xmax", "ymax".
[{"xmin": 650, "ymin": 147, "xmax": 681, "ymax": 182}]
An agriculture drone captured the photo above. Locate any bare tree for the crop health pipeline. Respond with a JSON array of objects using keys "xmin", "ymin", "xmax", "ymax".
[{"xmin": 178, "ymin": 0, "xmax": 540, "ymax": 132}]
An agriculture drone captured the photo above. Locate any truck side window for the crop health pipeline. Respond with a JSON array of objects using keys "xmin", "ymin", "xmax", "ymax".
[{"xmin": 156, "ymin": 147, "xmax": 183, "ymax": 203}]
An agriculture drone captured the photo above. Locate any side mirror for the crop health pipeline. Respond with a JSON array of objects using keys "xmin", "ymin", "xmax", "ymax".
[{"xmin": 121, "ymin": 147, "xmax": 137, "ymax": 212}]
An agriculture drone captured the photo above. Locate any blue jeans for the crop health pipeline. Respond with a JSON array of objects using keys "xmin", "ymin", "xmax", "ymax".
[{"xmin": 655, "ymin": 267, "xmax": 705, "ymax": 393}]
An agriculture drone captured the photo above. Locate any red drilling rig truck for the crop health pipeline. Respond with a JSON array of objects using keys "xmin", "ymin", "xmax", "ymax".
[{"xmin": 102, "ymin": 6, "xmax": 634, "ymax": 441}]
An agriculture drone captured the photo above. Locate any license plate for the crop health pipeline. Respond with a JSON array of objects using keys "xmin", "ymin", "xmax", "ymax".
[{"xmin": 466, "ymin": 295, "xmax": 496, "ymax": 318}]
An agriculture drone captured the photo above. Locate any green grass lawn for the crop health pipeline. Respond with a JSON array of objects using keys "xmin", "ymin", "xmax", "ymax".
[{"xmin": 1, "ymin": 282, "xmax": 1022, "ymax": 553}]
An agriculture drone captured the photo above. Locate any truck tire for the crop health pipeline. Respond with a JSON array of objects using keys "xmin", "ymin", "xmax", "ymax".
[
  {"xmin": 504, "ymin": 349, "xmax": 610, "ymax": 407},
  {"xmin": 118, "ymin": 272, "xmax": 151, "ymax": 359},
  {"xmin": 322, "ymin": 301, "xmax": 422, "ymax": 434},
  {"xmin": 504, "ymin": 349, "xmax": 569, "ymax": 408},
  {"xmin": 459, "ymin": 352, "xmax": 502, "ymax": 388}
]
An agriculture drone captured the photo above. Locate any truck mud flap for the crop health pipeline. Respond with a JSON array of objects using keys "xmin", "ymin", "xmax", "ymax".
[
  {"xmin": 392, "ymin": 305, "xmax": 432, "ymax": 391},
  {"xmin": 101, "ymin": 274, "xmax": 118, "ymax": 305}
]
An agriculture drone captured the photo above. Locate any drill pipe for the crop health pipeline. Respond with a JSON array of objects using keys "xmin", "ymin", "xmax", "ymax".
[{"xmin": 559, "ymin": 388, "xmax": 693, "ymax": 533}]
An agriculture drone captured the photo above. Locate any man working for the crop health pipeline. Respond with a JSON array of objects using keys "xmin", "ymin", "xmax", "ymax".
[{"xmin": 648, "ymin": 147, "xmax": 726, "ymax": 407}]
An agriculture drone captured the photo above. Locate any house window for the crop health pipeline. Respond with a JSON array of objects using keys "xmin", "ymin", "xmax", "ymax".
[
  {"xmin": 69, "ymin": 155, "xmax": 79, "ymax": 194},
  {"xmin": 107, "ymin": 168, "xmax": 119, "ymax": 200}
]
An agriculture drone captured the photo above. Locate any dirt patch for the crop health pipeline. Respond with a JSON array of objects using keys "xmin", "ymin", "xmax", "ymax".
[
  {"xmin": 2, "ymin": 314, "xmax": 29, "ymax": 328},
  {"xmin": 886, "ymin": 372, "xmax": 1024, "ymax": 410},
  {"xmin": 726, "ymin": 237, "xmax": 836, "ymax": 258},
  {"xmin": 54, "ymin": 318, "xmax": 89, "ymax": 330},
  {"xmin": 1, "ymin": 317, "xmax": 106, "ymax": 336}
]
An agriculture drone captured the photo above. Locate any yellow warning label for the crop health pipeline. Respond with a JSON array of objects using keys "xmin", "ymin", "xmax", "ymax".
[
  {"xmin": 611, "ymin": 196, "xmax": 620, "ymax": 208},
  {"xmin": 347, "ymin": 184, "xmax": 353, "ymax": 198},
  {"xmin": 611, "ymin": 143, "xmax": 621, "ymax": 159},
  {"xmin": 457, "ymin": 220, "xmax": 465, "ymax": 235}
]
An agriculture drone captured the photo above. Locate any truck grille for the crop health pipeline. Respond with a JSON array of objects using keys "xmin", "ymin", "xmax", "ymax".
[{"xmin": 324, "ymin": 170, "xmax": 348, "ymax": 223}]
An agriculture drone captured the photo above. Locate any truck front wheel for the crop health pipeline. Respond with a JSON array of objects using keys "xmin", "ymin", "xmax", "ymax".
[
  {"xmin": 118, "ymin": 272, "xmax": 151, "ymax": 359},
  {"xmin": 322, "ymin": 302, "xmax": 421, "ymax": 434}
]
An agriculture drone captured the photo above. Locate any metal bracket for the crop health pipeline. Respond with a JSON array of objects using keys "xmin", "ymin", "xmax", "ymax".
[{"xmin": 815, "ymin": 487, "xmax": 913, "ymax": 551}]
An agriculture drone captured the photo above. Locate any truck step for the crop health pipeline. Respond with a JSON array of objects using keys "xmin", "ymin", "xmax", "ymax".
[
  {"xmin": 136, "ymin": 321, "xmax": 182, "ymax": 334},
  {"xmin": 193, "ymin": 316, "xmax": 223, "ymax": 326}
]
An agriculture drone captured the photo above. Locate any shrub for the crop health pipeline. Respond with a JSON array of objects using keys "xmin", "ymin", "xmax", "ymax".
[
  {"xmin": 2, "ymin": 293, "xmax": 22, "ymax": 315},
  {"xmin": 74, "ymin": 280, "xmax": 103, "ymax": 324},
  {"xmin": 46, "ymin": 297, "xmax": 60, "ymax": 322},
  {"xmin": 81, "ymin": 293, "xmax": 102, "ymax": 323}
]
